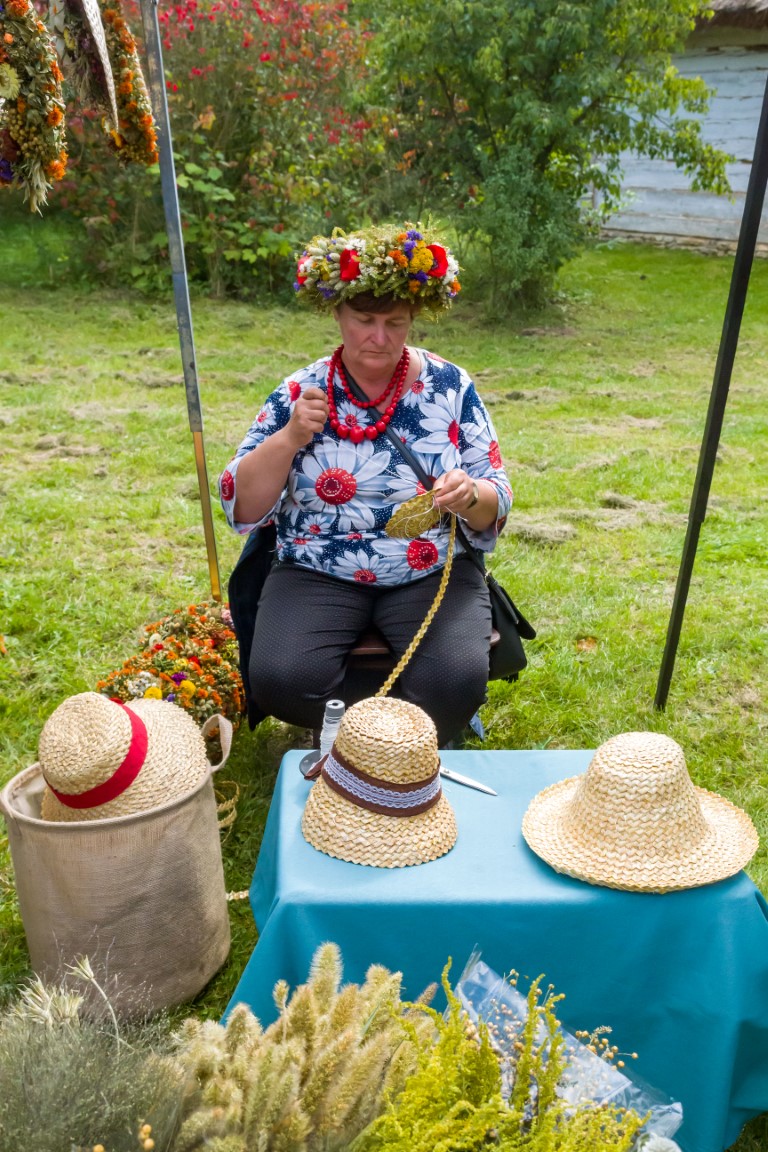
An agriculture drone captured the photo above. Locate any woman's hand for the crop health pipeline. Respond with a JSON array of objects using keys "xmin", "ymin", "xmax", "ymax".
[
  {"xmin": 286, "ymin": 386, "xmax": 329, "ymax": 449},
  {"xmin": 432, "ymin": 469, "xmax": 478, "ymax": 516},
  {"xmin": 232, "ymin": 387, "xmax": 328, "ymax": 523},
  {"xmin": 433, "ymin": 469, "xmax": 499, "ymax": 532}
]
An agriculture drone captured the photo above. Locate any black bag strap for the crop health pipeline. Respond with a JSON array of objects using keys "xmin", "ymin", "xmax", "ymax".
[{"xmin": 342, "ymin": 360, "xmax": 488, "ymax": 580}]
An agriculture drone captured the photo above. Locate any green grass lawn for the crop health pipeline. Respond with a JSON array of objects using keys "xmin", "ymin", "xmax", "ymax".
[{"xmin": 1, "ymin": 226, "xmax": 767, "ymax": 1148}]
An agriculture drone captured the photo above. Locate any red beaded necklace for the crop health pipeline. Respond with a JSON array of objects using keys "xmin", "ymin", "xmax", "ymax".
[{"xmin": 327, "ymin": 344, "xmax": 409, "ymax": 443}]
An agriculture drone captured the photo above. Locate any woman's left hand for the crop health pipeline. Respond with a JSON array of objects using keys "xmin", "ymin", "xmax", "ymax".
[{"xmin": 432, "ymin": 469, "xmax": 478, "ymax": 516}]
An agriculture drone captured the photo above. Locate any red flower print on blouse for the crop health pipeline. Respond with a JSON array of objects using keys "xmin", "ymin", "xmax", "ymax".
[
  {"xmin": 257, "ymin": 408, "xmax": 269, "ymax": 423},
  {"xmin": 220, "ymin": 470, "xmax": 235, "ymax": 501},
  {"xmin": 448, "ymin": 420, "xmax": 460, "ymax": 447},
  {"xmin": 407, "ymin": 538, "xmax": 439, "ymax": 570},
  {"xmin": 339, "ymin": 248, "xmax": 361, "ymax": 281},
  {"xmin": 308, "ymin": 523, "xmax": 322, "ymax": 535},
  {"xmin": 343, "ymin": 412, "xmax": 360, "ymax": 428},
  {"xmin": 354, "ymin": 568, "xmax": 377, "ymax": 583},
  {"xmin": 315, "ymin": 467, "xmax": 357, "ymax": 505},
  {"xmin": 347, "ymin": 532, "xmax": 363, "ymax": 541},
  {"xmin": 488, "ymin": 440, "xmax": 502, "ymax": 469},
  {"xmin": 411, "ymin": 380, "xmax": 424, "ymax": 395},
  {"xmin": 427, "ymin": 244, "xmax": 448, "ymax": 277},
  {"xmin": 289, "ymin": 380, "xmax": 302, "ymax": 402}
]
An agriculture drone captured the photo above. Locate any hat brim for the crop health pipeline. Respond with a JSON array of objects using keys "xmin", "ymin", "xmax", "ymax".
[
  {"xmin": 41, "ymin": 699, "xmax": 210, "ymax": 822},
  {"xmin": 522, "ymin": 775, "xmax": 759, "ymax": 893},
  {"xmin": 302, "ymin": 776, "xmax": 457, "ymax": 868}
]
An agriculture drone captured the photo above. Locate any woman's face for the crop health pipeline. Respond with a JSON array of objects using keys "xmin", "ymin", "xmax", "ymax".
[{"xmin": 335, "ymin": 300, "xmax": 413, "ymax": 379}]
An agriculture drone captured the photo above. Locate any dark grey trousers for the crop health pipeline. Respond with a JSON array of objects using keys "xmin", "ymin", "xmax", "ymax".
[{"xmin": 248, "ymin": 557, "xmax": 492, "ymax": 745}]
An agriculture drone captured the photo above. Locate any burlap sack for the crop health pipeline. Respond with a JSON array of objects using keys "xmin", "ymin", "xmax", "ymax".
[{"xmin": 0, "ymin": 715, "xmax": 233, "ymax": 1015}]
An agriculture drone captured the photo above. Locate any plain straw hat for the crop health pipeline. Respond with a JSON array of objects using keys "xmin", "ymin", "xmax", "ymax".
[
  {"xmin": 39, "ymin": 692, "xmax": 212, "ymax": 822},
  {"xmin": 522, "ymin": 731, "xmax": 758, "ymax": 893},
  {"xmin": 302, "ymin": 696, "xmax": 457, "ymax": 867}
]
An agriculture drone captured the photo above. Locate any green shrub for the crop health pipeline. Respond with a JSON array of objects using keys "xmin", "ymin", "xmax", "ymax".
[
  {"xmin": 361, "ymin": 0, "xmax": 731, "ymax": 307},
  {"xmin": 0, "ymin": 975, "xmax": 183, "ymax": 1152}
]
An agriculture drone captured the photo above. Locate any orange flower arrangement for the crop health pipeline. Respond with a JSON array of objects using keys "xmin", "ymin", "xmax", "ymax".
[
  {"xmin": 96, "ymin": 602, "xmax": 244, "ymax": 728},
  {"xmin": 99, "ymin": 2, "xmax": 158, "ymax": 165},
  {"xmin": 0, "ymin": 0, "xmax": 67, "ymax": 210}
]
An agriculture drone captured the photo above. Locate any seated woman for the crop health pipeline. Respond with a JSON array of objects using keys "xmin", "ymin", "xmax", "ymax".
[{"xmin": 219, "ymin": 224, "xmax": 512, "ymax": 746}]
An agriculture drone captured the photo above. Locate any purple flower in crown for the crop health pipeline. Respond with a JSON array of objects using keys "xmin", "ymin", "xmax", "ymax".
[
  {"xmin": 0, "ymin": 159, "xmax": 13, "ymax": 184},
  {"xmin": 171, "ymin": 672, "xmax": 187, "ymax": 685},
  {"xmin": 318, "ymin": 283, "xmax": 336, "ymax": 299},
  {"xmin": 412, "ymin": 271, "xmax": 429, "ymax": 284},
  {"xmin": 406, "ymin": 229, "xmax": 423, "ymax": 240},
  {"xmin": 166, "ymin": 692, "xmax": 176, "ymax": 701}
]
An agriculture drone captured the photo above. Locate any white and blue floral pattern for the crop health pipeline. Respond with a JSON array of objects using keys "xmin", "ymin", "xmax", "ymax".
[{"xmin": 220, "ymin": 349, "xmax": 512, "ymax": 586}]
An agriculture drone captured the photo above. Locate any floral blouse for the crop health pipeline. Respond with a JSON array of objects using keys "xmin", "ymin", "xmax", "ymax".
[{"xmin": 220, "ymin": 349, "xmax": 512, "ymax": 586}]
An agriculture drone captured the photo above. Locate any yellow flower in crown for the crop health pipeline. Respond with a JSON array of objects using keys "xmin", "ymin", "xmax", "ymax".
[
  {"xmin": 294, "ymin": 223, "xmax": 461, "ymax": 314},
  {"xmin": 143, "ymin": 685, "xmax": 163, "ymax": 699},
  {"xmin": 408, "ymin": 244, "xmax": 434, "ymax": 275}
]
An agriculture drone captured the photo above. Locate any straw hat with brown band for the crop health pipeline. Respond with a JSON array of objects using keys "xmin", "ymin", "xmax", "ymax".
[
  {"xmin": 521, "ymin": 731, "xmax": 759, "ymax": 893},
  {"xmin": 39, "ymin": 691, "xmax": 232, "ymax": 822},
  {"xmin": 301, "ymin": 695, "xmax": 458, "ymax": 868}
]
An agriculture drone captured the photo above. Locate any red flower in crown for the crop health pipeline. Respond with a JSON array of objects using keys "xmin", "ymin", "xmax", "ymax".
[
  {"xmin": 339, "ymin": 248, "xmax": 361, "ymax": 281},
  {"xmin": 296, "ymin": 259, "xmax": 309, "ymax": 286},
  {"xmin": 427, "ymin": 244, "xmax": 448, "ymax": 277}
]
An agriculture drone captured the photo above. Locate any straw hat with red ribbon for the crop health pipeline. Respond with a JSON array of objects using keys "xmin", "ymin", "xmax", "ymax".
[{"xmin": 39, "ymin": 692, "xmax": 213, "ymax": 822}]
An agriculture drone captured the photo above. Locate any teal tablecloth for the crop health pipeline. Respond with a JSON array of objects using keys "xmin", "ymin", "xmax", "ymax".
[{"xmin": 226, "ymin": 749, "xmax": 768, "ymax": 1152}]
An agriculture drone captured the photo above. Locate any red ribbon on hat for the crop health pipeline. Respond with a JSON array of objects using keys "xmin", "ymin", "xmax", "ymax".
[{"xmin": 46, "ymin": 701, "xmax": 149, "ymax": 810}]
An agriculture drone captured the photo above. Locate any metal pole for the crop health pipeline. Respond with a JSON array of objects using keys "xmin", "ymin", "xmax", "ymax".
[
  {"xmin": 654, "ymin": 72, "xmax": 768, "ymax": 710},
  {"xmin": 137, "ymin": 0, "xmax": 222, "ymax": 602}
]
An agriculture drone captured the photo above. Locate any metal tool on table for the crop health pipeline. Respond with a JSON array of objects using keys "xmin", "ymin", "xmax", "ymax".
[{"xmin": 439, "ymin": 766, "xmax": 497, "ymax": 796}]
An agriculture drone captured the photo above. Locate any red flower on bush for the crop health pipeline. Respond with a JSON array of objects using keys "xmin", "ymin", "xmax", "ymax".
[
  {"xmin": 427, "ymin": 244, "xmax": 448, "ymax": 277},
  {"xmin": 339, "ymin": 247, "xmax": 361, "ymax": 281}
]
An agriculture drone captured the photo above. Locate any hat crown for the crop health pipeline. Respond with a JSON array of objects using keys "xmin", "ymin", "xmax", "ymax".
[
  {"xmin": 564, "ymin": 731, "xmax": 709, "ymax": 858},
  {"xmin": 334, "ymin": 697, "xmax": 438, "ymax": 785},
  {"xmin": 39, "ymin": 692, "xmax": 133, "ymax": 793}
]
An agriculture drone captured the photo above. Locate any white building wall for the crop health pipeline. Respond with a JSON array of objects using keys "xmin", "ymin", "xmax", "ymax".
[{"xmin": 604, "ymin": 27, "xmax": 768, "ymax": 244}]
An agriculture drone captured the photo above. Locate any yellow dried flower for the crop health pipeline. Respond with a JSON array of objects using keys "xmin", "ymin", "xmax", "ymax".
[
  {"xmin": 143, "ymin": 685, "xmax": 163, "ymax": 699},
  {"xmin": 408, "ymin": 246, "xmax": 434, "ymax": 274},
  {"xmin": 178, "ymin": 679, "xmax": 196, "ymax": 696}
]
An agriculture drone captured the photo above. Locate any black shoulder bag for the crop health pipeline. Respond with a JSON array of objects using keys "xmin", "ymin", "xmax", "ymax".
[
  {"xmin": 227, "ymin": 520, "xmax": 276, "ymax": 729},
  {"xmin": 344, "ymin": 368, "xmax": 536, "ymax": 681}
]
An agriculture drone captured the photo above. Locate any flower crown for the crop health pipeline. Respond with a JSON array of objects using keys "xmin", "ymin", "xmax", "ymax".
[{"xmin": 294, "ymin": 225, "xmax": 461, "ymax": 313}]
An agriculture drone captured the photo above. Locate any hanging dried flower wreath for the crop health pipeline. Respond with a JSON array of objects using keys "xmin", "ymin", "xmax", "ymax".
[
  {"xmin": 48, "ymin": 0, "xmax": 119, "ymax": 134},
  {"xmin": 0, "ymin": 0, "xmax": 67, "ymax": 211},
  {"xmin": 98, "ymin": 1, "xmax": 158, "ymax": 165}
]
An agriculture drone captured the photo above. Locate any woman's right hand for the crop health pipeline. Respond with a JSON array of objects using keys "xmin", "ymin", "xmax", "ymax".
[{"xmin": 286, "ymin": 386, "xmax": 329, "ymax": 448}]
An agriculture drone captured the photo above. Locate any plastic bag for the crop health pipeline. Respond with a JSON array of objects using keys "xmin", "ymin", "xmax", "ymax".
[{"xmin": 455, "ymin": 950, "xmax": 683, "ymax": 1140}]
